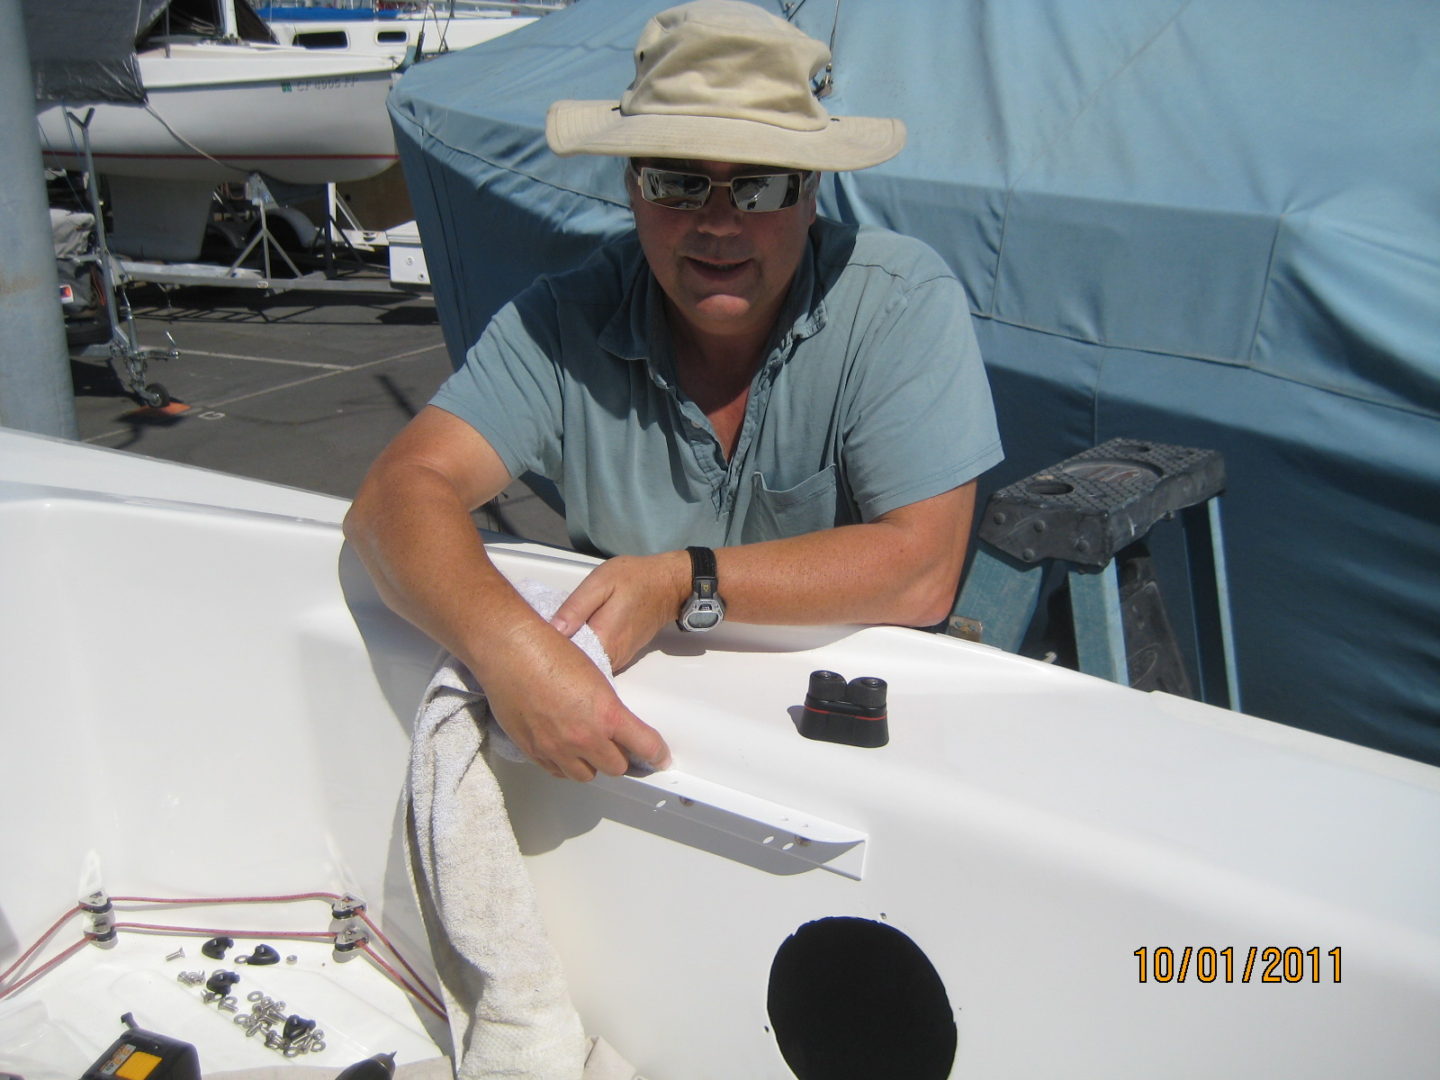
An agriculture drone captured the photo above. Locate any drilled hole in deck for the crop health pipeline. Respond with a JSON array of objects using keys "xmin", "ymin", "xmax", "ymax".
[{"xmin": 768, "ymin": 916, "xmax": 956, "ymax": 1079}]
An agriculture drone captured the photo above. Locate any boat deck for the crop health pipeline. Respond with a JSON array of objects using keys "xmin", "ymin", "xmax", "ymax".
[
  {"xmin": 4, "ymin": 432, "xmax": 1438, "ymax": 1077},
  {"xmin": 69, "ymin": 277, "xmax": 570, "ymax": 546}
]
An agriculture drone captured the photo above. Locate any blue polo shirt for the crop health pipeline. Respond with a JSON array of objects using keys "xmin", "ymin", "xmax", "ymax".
[{"xmin": 432, "ymin": 218, "xmax": 1002, "ymax": 557}]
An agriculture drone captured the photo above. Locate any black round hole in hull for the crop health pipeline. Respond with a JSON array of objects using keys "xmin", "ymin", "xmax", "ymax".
[{"xmin": 768, "ymin": 916, "xmax": 957, "ymax": 1079}]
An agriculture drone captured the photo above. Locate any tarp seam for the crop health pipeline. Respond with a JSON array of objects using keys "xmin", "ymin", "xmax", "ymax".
[
  {"xmin": 974, "ymin": 311, "xmax": 1440, "ymax": 422},
  {"xmin": 986, "ymin": 188, "xmax": 1011, "ymax": 318},
  {"xmin": 395, "ymin": 117, "xmax": 629, "ymax": 208},
  {"xmin": 987, "ymin": 0, "xmax": 1193, "ymax": 328},
  {"xmin": 1006, "ymin": 0, "xmax": 1195, "ymax": 193},
  {"xmin": 1245, "ymin": 214, "xmax": 1287, "ymax": 369}
]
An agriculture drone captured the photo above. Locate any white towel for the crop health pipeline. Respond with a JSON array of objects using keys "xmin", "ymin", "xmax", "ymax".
[{"xmin": 405, "ymin": 580, "xmax": 643, "ymax": 1080}]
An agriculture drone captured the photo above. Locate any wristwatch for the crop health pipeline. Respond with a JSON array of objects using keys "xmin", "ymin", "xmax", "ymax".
[{"xmin": 677, "ymin": 546, "xmax": 725, "ymax": 632}]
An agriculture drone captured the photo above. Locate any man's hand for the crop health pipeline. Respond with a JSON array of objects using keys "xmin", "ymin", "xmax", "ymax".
[
  {"xmin": 548, "ymin": 551, "xmax": 690, "ymax": 670},
  {"xmin": 482, "ymin": 622, "xmax": 672, "ymax": 782},
  {"xmin": 345, "ymin": 407, "xmax": 673, "ymax": 783}
]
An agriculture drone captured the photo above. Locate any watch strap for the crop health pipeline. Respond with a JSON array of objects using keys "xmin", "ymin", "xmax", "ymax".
[
  {"xmin": 677, "ymin": 546, "xmax": 723, "ymax": 631},
  {"xmin": 686, "ymin": 545, "xmax": 717, "ymax": 587}
]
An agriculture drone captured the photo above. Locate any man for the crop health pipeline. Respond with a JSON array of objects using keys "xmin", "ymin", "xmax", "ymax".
[{"xmin": 344, "ymin": 0, "xmax": 1002, "ymax": 782}]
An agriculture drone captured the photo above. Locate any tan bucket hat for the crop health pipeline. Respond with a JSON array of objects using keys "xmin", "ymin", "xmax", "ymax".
[{"xmin": 546, "ymin": 0, "xmax": 906, "ymax": 171}]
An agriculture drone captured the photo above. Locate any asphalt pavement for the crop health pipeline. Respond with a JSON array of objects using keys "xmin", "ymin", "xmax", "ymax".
[{"xmin": 69, "ymin": 275, "xmax": 571, "ymax": 547}]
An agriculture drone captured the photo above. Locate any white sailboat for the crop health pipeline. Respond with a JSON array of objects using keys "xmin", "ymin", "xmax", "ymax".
[
  {"xmin": 36, "ymin": 42, "xmax": 398, "ymax": 186},
  {"xmin": 33, "ymin": 0, "xmax": 400, "ymax": 260}
]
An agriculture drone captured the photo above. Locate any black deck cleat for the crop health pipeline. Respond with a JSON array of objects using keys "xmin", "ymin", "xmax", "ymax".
[{"xmin": 798, "ymin": 670, "xmax": 889, "ymax": 748}]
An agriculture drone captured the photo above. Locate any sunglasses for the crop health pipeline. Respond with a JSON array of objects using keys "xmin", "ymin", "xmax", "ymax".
[{"xmin": 629, "ymin": 162, "xmax": 815, "ymax": 213}]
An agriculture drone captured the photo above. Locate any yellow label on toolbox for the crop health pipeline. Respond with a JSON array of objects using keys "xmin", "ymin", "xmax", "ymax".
[{"xmin": 113, "ymin": 1047, "xmax": 164, "ymax": 1080}]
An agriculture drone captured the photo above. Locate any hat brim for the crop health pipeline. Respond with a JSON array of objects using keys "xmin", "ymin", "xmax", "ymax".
[{"xmin": 546, "ymin": 100, "xmax": 906, "ymax": 172}]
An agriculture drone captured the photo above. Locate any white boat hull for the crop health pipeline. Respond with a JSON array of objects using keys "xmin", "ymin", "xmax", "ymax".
[
  {"xmin": 1, "ymin": 430, "xmax": 1437, "ymax": 1078},
  {"xmin": 36, "ymin": 42, "xmax": 399, "ymax": 184}
]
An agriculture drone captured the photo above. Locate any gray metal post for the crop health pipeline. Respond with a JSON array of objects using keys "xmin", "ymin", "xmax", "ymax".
[{"xmin": 0, "ymin": 0, "xmax": 78, "ymax": 438}]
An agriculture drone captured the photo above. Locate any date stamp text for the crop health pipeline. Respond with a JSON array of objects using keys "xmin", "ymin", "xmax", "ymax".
[{"xmin": 1134, "ymin": 946, "xmax": 1342, "ymax": 983}]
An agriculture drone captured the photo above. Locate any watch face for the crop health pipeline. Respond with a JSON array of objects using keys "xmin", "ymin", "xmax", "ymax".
[{"xmin": 685, "ymin": 609, "xmax": 721, "ymax": 630}]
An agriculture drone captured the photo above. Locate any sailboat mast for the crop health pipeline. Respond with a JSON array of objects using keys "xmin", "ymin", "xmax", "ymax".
[{"xmin": 220, "ymin": 0, "xmax": 239, "ymax": 41}]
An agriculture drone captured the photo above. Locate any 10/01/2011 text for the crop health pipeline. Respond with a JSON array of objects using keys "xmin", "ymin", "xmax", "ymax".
[{"xmin": 1134, "ymin": 945, "xmax": 1341, "ymax": 983}]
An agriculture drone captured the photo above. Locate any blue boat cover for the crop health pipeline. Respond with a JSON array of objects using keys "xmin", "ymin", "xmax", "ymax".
[{"xmin": 389, "ymin": 0, "xmax": 1440, "ymax": 764}]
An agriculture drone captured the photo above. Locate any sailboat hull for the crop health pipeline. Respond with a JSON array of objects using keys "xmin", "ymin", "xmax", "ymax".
[{"xmin": 36, "ymin": 43, "xmax": 399, "ymax": 184}]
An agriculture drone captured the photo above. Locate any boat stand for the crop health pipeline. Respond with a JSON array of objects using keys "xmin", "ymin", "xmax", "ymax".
[
  {"xmin": 63, "ymin": 108, "xmax": 178, "ymax": 408},
  {"xmin": 949, "ymin": 438, "xmax": 1241, "ymax": 709},
  {"xmin": 321, "ymin": 181, "xmax": 382, "ymax": 274},
  {"xmin": 226, "ymin": 175, "xmax": 305, "ymax": 282},
  {"xmin": 114, "ymin": 180, "xmax": 415, "ymax": 296}
]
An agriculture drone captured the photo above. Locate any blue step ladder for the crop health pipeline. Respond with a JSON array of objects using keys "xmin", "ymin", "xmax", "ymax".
[{"xmin": 949, "ymin": 438, "xmax": 1241, "ymax": 709}]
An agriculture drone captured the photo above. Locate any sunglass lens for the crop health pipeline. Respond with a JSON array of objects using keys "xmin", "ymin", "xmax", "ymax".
[
  {"xmin": 731, "ymin": 173, "xmax": 800, "ymax": 212},
  {"xmin": 640, "ymin": 168, "xmax": 711, "ymax": 210}
]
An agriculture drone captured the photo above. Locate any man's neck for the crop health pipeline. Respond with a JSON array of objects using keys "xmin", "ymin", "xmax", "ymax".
[
  {"xmin": 666, "ymin": 293, "xmax": 774, "ymax": 391},
  {"xmin": 673, "ymin": 314, "xmax": 767, "ymax": 392},
  {"xmin": 668, "ymin": 316, "xmax": 770, "ymax": 460}
]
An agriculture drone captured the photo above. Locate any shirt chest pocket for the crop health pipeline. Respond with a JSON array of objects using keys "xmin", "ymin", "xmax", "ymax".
[{"xmin": 739, "ymin": 464, "xmax": 842, "ymax": 544}]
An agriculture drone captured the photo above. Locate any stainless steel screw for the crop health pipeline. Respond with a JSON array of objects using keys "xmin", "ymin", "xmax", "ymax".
[
  {"xmin": 258, "ymin": 1001, "xmax": 287, "ymax": 1023},
  {"xmin": 235, "ymin": 1013, "xmax": 268, "ymax": 1037},
  {"xmin": 283, "ymin": 1037, "xmax": 312, "ymax": 1058}
]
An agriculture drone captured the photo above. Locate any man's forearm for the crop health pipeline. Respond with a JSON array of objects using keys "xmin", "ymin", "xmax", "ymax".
[
  {"xmin": 343, "ymin": 460, "xmax": 547, "ymax": 679},
  {"xmin": 716, "ymin": 523, "xmax": 958, "ymax": 628},
  {"xmin": 344, "ymin": 458, "xmax": 670, "ymax": 780},
  {"xmin": 553, "ymin": 483, "xmax": 977, "ymax": 655},
  {"xmin": 716, "ymin": 482, "xmax": 976, "ymax": 629}
]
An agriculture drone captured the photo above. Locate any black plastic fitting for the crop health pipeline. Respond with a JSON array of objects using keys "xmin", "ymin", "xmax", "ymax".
[
  {"xmin": 237, "ymin": 944, "xmax": 280, "ymax": 966},
  {"xmin": 200, "ymin": 936, "xmax": 234, "ymax": 960},
  {"xmin": 798, "ymin": 670, "xmax": 889, "ymax": 748},
  {"xmin": 205, "ymin": 970, "xmax": 240, "ymax": 995}
]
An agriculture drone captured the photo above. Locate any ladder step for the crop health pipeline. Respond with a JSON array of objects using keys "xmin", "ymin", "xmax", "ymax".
[
  {"xmin": 978, "ymin": 438, "xmax": 1225, "ymax": 568},
  {"xmin": 952, "ymin": 438, "xmax": 1238, "ymax": 709}
]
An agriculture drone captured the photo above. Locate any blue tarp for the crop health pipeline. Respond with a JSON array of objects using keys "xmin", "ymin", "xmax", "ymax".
[{"xmin": 389, "ymin": 0, "xmax": 1440, "ymax": 764}]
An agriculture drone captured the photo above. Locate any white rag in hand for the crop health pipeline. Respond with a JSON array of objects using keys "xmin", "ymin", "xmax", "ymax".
[{"xmin": 405, "ymin": 580, "xmax": 642, "ymax": 1080}]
